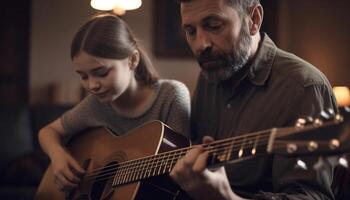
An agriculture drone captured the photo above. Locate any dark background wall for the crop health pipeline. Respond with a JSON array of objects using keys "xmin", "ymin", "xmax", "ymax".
[{"xmin": 0, "ymin": 0, "xmax": 349, "ymax": 105}]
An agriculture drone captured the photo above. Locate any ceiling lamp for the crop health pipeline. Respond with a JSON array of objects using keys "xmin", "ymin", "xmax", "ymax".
[
  {"xmin": 114, "ymin": 0, "xmax": 142, "ymax": 10},
  {"xmin": 90, "ymin": 0, "xmax": 116, "ymax": 11},
  {"xmin": 90, "ymin": 0, "xmax": 142, "ymax": 15}
]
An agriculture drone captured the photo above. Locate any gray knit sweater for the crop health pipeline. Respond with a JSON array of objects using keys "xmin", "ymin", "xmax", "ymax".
[{"xmin": 61, "ymin": 79, "xmax": 191, "ymax": 137}]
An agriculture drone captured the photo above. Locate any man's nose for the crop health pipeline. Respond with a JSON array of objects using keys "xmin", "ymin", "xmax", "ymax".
[{"xmin": 194, "ymin": 29, "xmax": 212, "ymax": 56}]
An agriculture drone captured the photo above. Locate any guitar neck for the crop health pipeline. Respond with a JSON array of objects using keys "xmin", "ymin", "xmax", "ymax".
[
  {"xmin": 112, "ymin": 129, "xmax": 273, "ymax": 186},
  {"xmin": 205, "ymin": 129, "xmax": 273, "ymax": 168}
]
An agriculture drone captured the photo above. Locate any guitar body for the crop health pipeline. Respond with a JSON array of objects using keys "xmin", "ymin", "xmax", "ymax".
[{"xmin": 36, "ymin": 121, "xmax": 191, "ymax": 200}]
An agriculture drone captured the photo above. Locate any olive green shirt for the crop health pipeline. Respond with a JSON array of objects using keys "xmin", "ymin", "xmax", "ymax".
[{"xmin": 191, "ymin": 34, "xmax": 337, "ymax": 199}]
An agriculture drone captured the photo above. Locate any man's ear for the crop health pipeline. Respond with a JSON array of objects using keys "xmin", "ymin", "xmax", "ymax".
[
  {"xmin": 249, "ymin": 4, "xmax": 263, "ymax": 35},
  {"xmin": 129, "ymin": 50, "xmax": 140, "ymax": 70}
]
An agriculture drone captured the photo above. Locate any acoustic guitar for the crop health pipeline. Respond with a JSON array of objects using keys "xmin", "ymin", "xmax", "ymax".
[{"xmin": 36, "ymin": 108, "xmax": 350, "ymax": 200}]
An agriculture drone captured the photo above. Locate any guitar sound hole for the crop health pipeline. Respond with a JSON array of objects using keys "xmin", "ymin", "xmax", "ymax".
[{"xmin": 90, "ymin": 161, "xmax": 118, "ymax": 200}]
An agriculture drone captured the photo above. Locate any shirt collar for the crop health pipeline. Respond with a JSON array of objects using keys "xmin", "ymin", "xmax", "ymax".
[{"xmin": 247, "ymin": 33, "xmax": 277, "ymax": 86}]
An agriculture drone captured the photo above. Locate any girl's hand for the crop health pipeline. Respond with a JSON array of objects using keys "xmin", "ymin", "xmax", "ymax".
[{"xmin": 51, "ymin": 148, "xmax": 85, "ymax": 192}]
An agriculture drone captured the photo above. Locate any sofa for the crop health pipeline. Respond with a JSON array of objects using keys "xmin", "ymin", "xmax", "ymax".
[{"xmin": 0, "ymin": 104, "xmax": 72, "ymax": 200}]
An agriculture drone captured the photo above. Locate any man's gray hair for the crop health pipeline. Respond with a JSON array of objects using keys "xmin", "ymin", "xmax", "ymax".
[
  {"xmin": 176, "ymin": 0, "xmax": 260, "ymax": 17},
  {"xmin": 226, "ymin": 0, "xmax": 260, "ymax": 16}
]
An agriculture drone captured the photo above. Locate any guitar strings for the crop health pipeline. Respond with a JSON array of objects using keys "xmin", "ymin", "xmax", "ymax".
[
  {"xmin": 87, "ymin": 133, "xmax": 274, "ymax": 183},
  {"xmin": 83, "ymin": 122, "xmax": 334, "ymax": 184},
  {"xmin": 88, "ymin": 142, "xmax": 295, "ymax": 185},
  {"xmin": 85, "ymin": 127, "xmax": 301, "ymax": 182},
  {"xmin": 85, "ymin": 130, "xmax": 270, "ymax": 177},
  {"xmin": 85, "ymin": 128, "xmax": 272, "ymax": 178}
]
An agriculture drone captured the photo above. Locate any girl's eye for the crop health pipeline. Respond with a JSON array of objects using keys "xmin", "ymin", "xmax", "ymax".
[{"xmin": 95, "ymin": 69, "xmax": 109, "ymax": 77}]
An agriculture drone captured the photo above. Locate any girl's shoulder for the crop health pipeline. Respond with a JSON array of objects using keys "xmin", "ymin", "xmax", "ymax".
[
  {"xmin": 157, "ymin": 79, "xmax": 189, "ymax": 94},
  {"xmin": 153, "ymin": 79, "xmax": 190, "ymax": 105}
]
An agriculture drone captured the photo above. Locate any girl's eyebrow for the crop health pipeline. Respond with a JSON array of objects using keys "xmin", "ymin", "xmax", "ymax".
[
  {"xmin": 75, "ymin": 65, "xmax": 106, "ymax": 74},
  {"xmin": 90, "ymin": 66, "xmax": 106, "ymax": 73}
]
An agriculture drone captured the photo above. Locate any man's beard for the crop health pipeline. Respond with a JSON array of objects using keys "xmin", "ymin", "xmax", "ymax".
[{"xmin": 197, "ymin": 23, "xmax": 252, "ymax": 83}]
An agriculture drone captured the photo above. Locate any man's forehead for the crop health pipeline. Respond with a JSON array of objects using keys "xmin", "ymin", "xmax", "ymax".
[{"xmin": 180, "ymin": 0, "xmax": 230, "ymax": 23}]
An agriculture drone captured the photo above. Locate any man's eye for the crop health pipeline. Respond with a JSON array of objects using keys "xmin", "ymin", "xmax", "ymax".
[
  {"xmin": 80, "ymin": 75, "xmax": 88, "ymax": 80},
  {"xmin": 209, "ymin": 24, "xmax": 221, "ymax": 30},
  {"xmin": 207, "ymin": 22, "xmax": 222, "ymax": 30},
  {"xmin": 184, "ymin": 27, "xmax": 196, "ymax": 36}
]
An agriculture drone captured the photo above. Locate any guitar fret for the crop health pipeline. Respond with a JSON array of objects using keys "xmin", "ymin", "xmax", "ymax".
[
  {"xmin": 150, "ymin": 156, "xmax": 157, "ymax": 177},
  {"xmin": 125, "ymin": 163, "xmax": 132, "ymax": 183},
  {"xmin": 147, "ymin": 158, "xmax": 153, "ymax": 177},
  {"xmin": 129, "ymin": 165, "xmax": 135, "ymax": 182},
  {"xmin": 136, "ymin": 160, "xmax": 143, "ymax": 180},
  {"xmin": 124, "ymin": 162, "xmax": 132, "ymax": 183},
  {"xmin": 118, "ymin": 164, "xmax": 126, "ymax": 184},
  {"xmin": 115, "ymin": 164, "xmax": 125, "ymax": 185},
  {"xmin": 156, "ymin": 153, "xmax": 163, "ymax": 175},
  {"xmin": 163, "ymin": 152, "xmax": 170, "ymax": 174},
  {"xmin": 121, "ymin": 166, "xmax": 128, "ymax": 184},
  {"xmin": 112, "ymin": 165, "xmax": 120, "ymax": 186},
  {"xmin": 140, "ymin": 156, "xmax": 150, "ymax": 180},
  {"xmin": 167, "ymin": 151, "xmax": 175, "ymax": 172},
  {"xmin": 130, "ymin": 159, "xmax": 139, "ymax": 182}
]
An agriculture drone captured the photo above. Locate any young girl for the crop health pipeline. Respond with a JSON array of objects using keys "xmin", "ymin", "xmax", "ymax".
[{"xmin": 38, "ymin": 13, "xmax": 190, "ymax": 192}]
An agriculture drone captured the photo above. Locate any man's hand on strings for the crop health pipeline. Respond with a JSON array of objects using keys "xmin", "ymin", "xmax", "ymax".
[{"xmin": 170, "ymin": 136, "xmax": 240, "ymax": 200}]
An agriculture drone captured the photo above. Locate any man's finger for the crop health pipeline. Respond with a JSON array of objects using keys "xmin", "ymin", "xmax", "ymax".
[
  {"xmin": 202, "ymin": 136, "xmax": 214, "ymax": 144},
  {"xmin": 192, "ymin": 151, "xmax": 209, "ymax": 174},
  {"xmin": 182, "ymin": 145, "xmax": 204, "ymax": 167}
]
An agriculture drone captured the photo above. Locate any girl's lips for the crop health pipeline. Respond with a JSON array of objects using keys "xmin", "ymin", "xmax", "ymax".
[{"xmin": 95, "ymin": 91, "xmax": 109, "ymax": 97}]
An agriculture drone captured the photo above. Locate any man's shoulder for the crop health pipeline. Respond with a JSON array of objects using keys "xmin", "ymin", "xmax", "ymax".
[{"xmin": 272, "ymin": 48, "xmax": 330, "ymax": 88}]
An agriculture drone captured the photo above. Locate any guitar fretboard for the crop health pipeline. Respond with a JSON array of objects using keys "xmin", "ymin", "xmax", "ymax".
[{"xmin": 110, "ymin": 129, "xmax": 272, "ymax": 186}]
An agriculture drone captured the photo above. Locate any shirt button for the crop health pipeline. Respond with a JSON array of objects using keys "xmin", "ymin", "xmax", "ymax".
[{"xmin": 226, "ymin": 104, "xmax": 231, "ymax": 109}]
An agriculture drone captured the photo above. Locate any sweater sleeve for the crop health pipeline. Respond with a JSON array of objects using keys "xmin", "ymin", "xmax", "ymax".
[
  {"xmin": 61, "ymin": 95, "xmax": 98, "ymax": 135},
  {"xmin": 163, "ymin": 81, "xmax": 191, "ymax": 138}
]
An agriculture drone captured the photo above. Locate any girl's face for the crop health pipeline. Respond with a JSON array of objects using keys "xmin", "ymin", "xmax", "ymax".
[{"xmin": 72, "ymin": 51, "xmax": 134, "ymax": 103}]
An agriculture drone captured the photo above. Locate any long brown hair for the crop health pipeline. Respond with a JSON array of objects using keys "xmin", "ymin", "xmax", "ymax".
[{"xmin": 71, "ymin": 13, "xmax": 159, "ymax": 85}]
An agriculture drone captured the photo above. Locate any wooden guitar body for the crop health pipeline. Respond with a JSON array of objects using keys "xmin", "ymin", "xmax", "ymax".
[{"xmin": 36, "ymin": 121, "xmax": 190, "ymax": 200}]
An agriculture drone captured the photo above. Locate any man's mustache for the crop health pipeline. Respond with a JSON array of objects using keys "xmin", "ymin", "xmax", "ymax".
[{"xmin": 197, "ymin": 50, "xmax": 228, "ymax": 65}]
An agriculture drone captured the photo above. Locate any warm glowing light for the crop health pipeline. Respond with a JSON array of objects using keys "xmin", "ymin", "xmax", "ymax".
[
  {"xmin": 115, "ymin": 0, "xmax": 142, "ymax": 10},
  {"xmin": 90, "ymin": 0, "xmax": 116, "ymax": 11},
  {"xmin": 90, "ymin": 0, "xmax": 142, "ymax": 11},
  {"xmin": 333, "ymin": 86, "xmax": 350, "ymax": 106},
  {"xmin": 339, "ymin": 157, "xmax": 348, "ymax": 168},
  {"xmin": 113, "ymin": 6, "xmax": 126, "ymax": 16}
]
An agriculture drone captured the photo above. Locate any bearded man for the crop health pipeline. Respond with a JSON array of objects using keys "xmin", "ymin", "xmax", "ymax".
[{"xmin": 170, "ymin": 0, "xmax": 338, "ymax": 199}]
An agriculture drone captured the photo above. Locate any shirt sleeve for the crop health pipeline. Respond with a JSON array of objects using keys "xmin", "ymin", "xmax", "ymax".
[
  {"xmin": 163, "ymin": 81, "xmax": 191, "ymax": 138},
  {"xmin": 256, "ymin": 84, "xmax": 338, "ymax": 200},
  {"xmin": 61, "ymin": 95, "xmax": 97, "ymax": 135}
]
